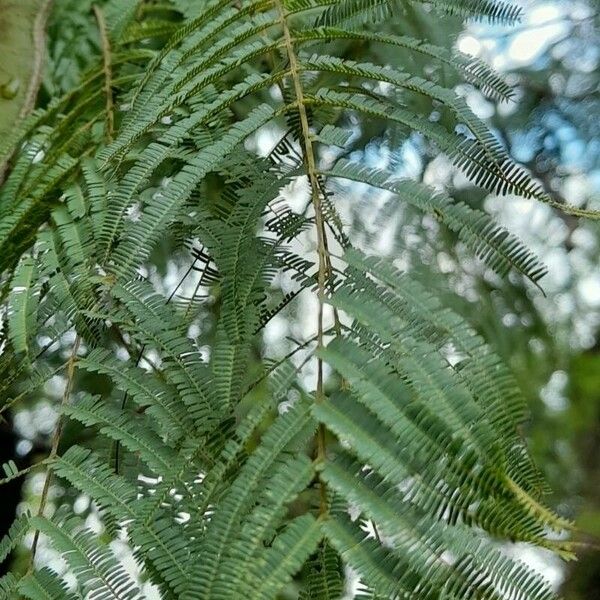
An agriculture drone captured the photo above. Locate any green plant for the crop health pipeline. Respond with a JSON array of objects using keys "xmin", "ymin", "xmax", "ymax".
[{"xmin": 0, "ymin": 0, "xmax": 597, "ymax": 598}]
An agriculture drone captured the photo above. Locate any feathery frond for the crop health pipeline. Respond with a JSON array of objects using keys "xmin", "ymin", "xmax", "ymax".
[{"xmin": 0, "ymin": 0, "xmax": 589, "ymax": 596}]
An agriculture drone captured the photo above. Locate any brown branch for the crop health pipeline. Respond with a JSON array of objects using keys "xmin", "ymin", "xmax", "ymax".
[
  {"xmin": 0, "ymin": 0, "xmax": 53, "ymax": 185},
  {"xmin": 29, "ymin": 335, "xmax": 80, "ymax": 568},
  {"xmin": 93, "ymin": 5, "xmax": 115, "ymax": 143},
  {"xmin": 19, "ymin": 0, "xmax": 53, "ymax": 120}
]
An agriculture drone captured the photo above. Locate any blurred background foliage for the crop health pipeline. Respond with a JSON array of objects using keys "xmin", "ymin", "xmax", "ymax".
[{"xmin": 0, "ymin": 0, "xmax": 598, "ymax": 597}]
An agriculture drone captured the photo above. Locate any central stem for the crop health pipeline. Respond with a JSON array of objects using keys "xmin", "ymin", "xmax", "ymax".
[
  {"xmin": 275, "ymin": 0, "xmax": 329, "ymax": 511},
  {"xmin": 29, "ymin": 334, "xmax": 81, "ymax": 568}
]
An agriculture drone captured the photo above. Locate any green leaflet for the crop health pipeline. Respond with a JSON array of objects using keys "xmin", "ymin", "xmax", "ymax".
[
  {"xmin": 78, "ymin": 347, "xmax": 194, "ymax": 443},
  {"xmin": 0, "ymin": 514, "xmax": 30, "ymax": 566},
  {"xmin": 299, "ymin": 542, "xmax": 345, "ymax": 600},
  {"xmin": 7, "ymin": 255, "xmax": 40, "ymax": 358},
  {"xmin": 29, "ymin": 515, "xmax": 142, "ymax": 600},
  {"xmin": 324, "ymin": 158, "xmax": 548, "ymax": 286},
  {"xmin": 53, "ymin": 446, "xmax": 192, "ymax": 597},
  {"xmin": 241, "ymin": 514, "xmax": 323, "ymax": 600},
  {"xmin": 103, "ymin": 0, "xmax": 139, "ymax": 41},
  {"xmin": 17, "ymin": 568, "xmax": 78, "ymax": 600},
  {"xmin": 0, "ymin": 573, "xmax": 19, "ymax": 599},
  {"xmin": 107, "ymin": 102, "xmax": 279, "ymax": 279},
  {"xmin": 309, "ymin": 89, "xmax": 599, "ymax": 218},
  {"xmin": 295, "ymin": 27, "xmax": 514, "ymax": 101},
  {"xmin": 314, "ymin": 0, "xmax": 523, "ymax": 26},
  {"xmin": 184, "ymin": 399, "xmax": 317, "ymax": 599},
  {"xmin": 64, "ymin": 393, "xmax": 180, "ymax": 475}
]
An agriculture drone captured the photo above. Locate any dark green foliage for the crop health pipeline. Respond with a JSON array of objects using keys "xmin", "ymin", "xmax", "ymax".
[{"xmin": 0, "ymin": 0, "xmax": 593, "ymax": 598}]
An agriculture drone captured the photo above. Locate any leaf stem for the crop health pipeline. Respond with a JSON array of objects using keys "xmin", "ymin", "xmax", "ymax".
[
  {"xmin": 29, "ymin": 334, "xmax": 80, "ymax": 569},
  {"xmin": 93, "ymin": 5, "xmax": 115, "ymax": 143},
  {"xmin": 275, "ymin": 0, "xmax": 331, "ymax": 515}
]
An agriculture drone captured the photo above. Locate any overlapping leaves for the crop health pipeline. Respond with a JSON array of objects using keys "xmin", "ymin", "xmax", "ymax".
[{"xmin": 0, "ymin": 0, "xmax": 587, "ymax": 598}]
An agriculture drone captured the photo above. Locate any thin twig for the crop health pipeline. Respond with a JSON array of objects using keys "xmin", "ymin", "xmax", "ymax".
[
  {"xmin": 242, "ymin": 329, "xmax": 335, "ymax": 398},
  {"xmin": 20, "ymin": 0, "xmax": 53, "ymax": 120},
  {"xmin": 93, "ymin": 5, "xmax": 115, "ymax": 143},
  {"xmin": 29, "ymin": 335, "xmax": 81, "ymax": 568}
]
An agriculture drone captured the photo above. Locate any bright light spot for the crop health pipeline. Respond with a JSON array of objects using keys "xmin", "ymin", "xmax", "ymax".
[
  {"xmin": 457, "ymin": 35, "xmax": 481, "ymax": 57},
  {"xmin": 540, "ymin": 370, "xmax": 569, "ymax": 412},
  {"xmin": 529, "ymin": 4, "xmax": 561, "ymax": 24},
  {"xmin": 578, "ymin": 275, "xmax": 600, "ymax": 307},
  {"xmin": 507, "ymin": 4, "xmax": 568, "ymax": 66},
  {"xmin": 74, "ymin": 494, "xmax": 90, "ymax": 515},
  {"xmin": 509, "ymin": 28, "xmax": 555, "ymax": 64},
  {"xmin": 16, "ymin": 439, "xmax": 32, "ymax": 456}
]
